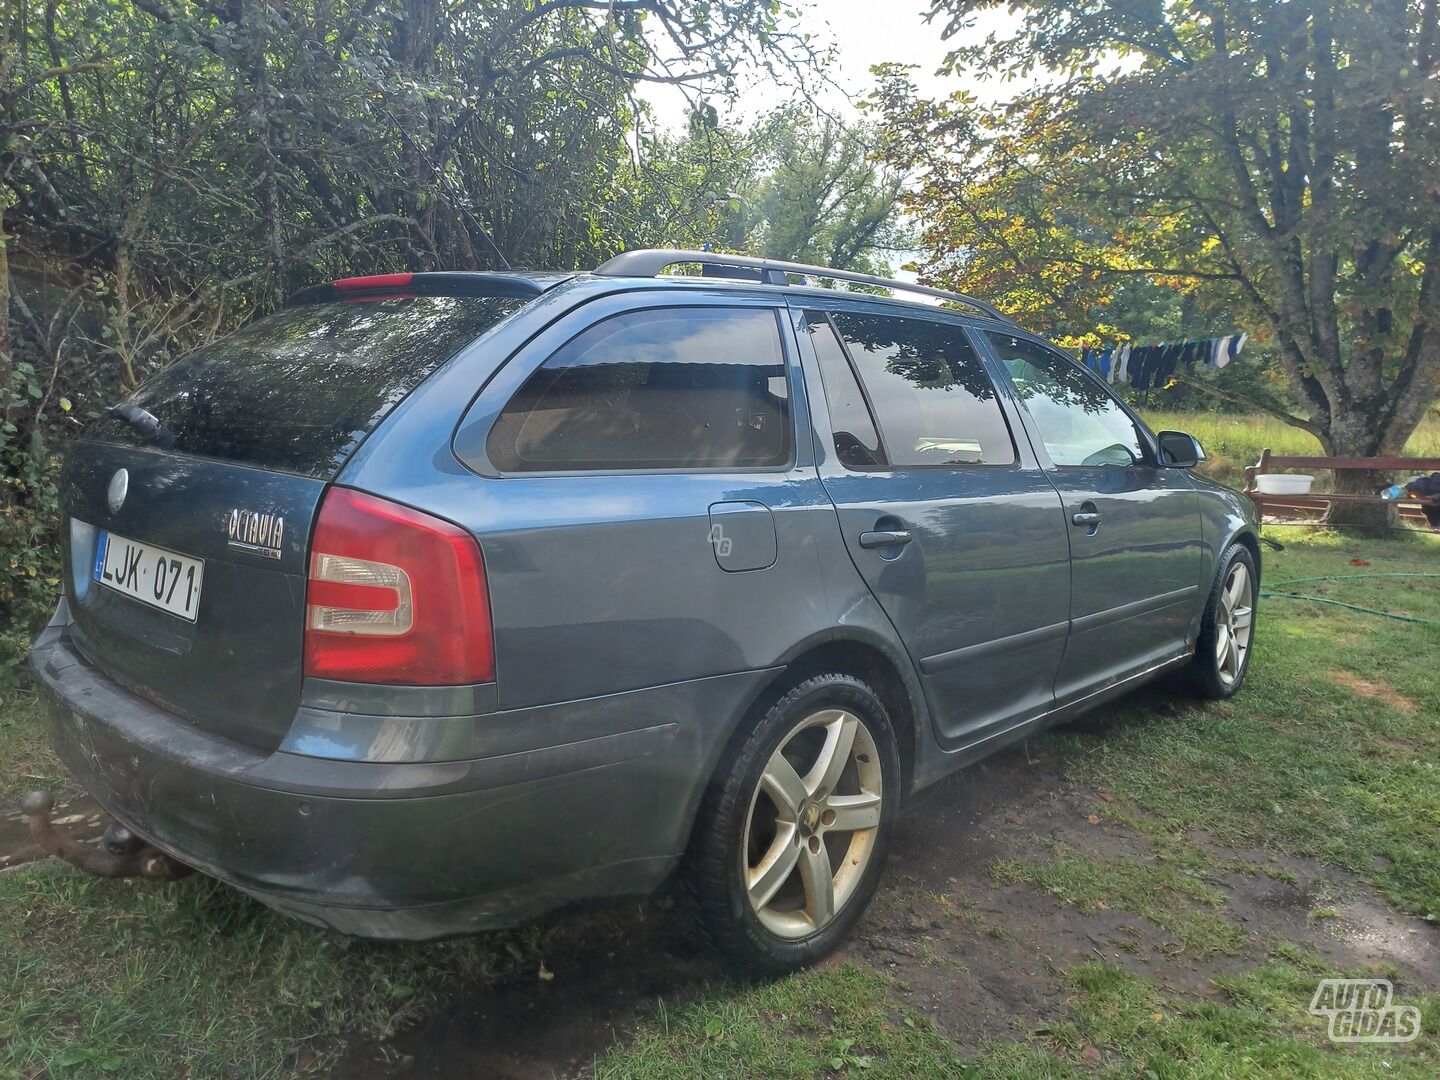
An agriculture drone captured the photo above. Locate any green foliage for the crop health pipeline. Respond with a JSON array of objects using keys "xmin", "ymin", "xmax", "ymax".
[
  {"xmin": 875, "ymin": 2, "xmax": 1440, "ymax": 462},
  {"xmin": 0, "ymin": 0, "xmax": 913, "ymax": 677},
  {"xmin": 746, "ymin": 106, "xmax": 913, "ymax": 273},
  {"xmin": 0, "ymin": 347, "xmax": 69, "ymax": 689}
]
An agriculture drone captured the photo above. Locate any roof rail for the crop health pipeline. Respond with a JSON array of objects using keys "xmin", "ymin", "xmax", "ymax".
[{"xmin": 593, "ymin": 248, "xmax": 1014, "ymax": 324}]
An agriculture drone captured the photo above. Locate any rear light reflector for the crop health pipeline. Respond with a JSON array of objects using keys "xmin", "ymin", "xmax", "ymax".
[
  {"xmin": 304, "ymin": 488, "xmax": 493, "ymax": 685},
  {"xmin": 308, "ymin": 554, "xmax": 413, "ymax": 635}
]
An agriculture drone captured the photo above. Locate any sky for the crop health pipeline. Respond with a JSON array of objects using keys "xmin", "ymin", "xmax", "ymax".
[{"xmin": 638, "ymin": 0, "xmax": 1026, "ymax": 134}]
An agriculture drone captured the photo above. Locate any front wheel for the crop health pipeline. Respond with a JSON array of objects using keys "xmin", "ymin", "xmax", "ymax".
[
  {"xmin": 687, "ymin": 673, "xmax": 900, "ymax": 974},
  {"xmin": 1186, "ymin": 543, "xmax": 1258, "ymax": 699}
]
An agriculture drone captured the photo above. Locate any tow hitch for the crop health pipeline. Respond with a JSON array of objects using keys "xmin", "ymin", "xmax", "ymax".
[{"xmin": 20, "ymin": 790, "xmax": 192, "ymax": 880}]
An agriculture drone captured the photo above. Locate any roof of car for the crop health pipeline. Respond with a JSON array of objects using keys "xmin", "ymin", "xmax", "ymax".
[{"xmin": 288, "ymin": 252, "xmax": 1016, "ymax": 326}]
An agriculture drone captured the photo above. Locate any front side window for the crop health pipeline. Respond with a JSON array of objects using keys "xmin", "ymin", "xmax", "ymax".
[
  {"xmin": 984, "ymin": 333, "xmax": 1146, "ymax": 468},
  {"xmin": 828, "ymin": 311, "xmax": 1015, "ymax": 467},
  {"xmin": 488, "ymin": 307, "xmax": 791, "ymax": 472}
]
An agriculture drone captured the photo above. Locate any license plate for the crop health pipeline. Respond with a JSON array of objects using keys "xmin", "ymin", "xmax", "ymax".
[{"xmin": 93, "ymin": 530, "xmax": 205, "ymax": 621}]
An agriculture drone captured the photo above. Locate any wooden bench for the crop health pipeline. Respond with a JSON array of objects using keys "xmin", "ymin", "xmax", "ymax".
[{"xmin": 1243, "ymin": 451, "xmax": 1440, "ymax": 527}]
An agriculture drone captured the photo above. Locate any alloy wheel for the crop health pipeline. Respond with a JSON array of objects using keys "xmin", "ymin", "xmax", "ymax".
[
  {"xmin": 1216, "ymin": 561, "xmax": 1254, "ymax": 686},
  {"xmin": 741, "ymin": 708, "xmax": 883, "ymax": 939}
]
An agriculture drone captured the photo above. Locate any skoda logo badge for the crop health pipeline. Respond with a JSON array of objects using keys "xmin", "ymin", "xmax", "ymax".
[{"xmin": 107, "ymin": 468, "xmax": 129, "ymax": 513}]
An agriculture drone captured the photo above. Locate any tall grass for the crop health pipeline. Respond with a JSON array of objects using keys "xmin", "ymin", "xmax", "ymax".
[{"xmin": 1140, "ymin": 411, "xmax": 1440, "ymax": 485}]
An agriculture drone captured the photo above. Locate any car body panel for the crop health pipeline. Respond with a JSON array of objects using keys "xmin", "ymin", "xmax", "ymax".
[
  {"xmin": 59, "ymin": 442, "xmax": 322, "ymax": 750},
  {"xmin": 972, "ymin": 327, "xmax": 1208, "ymax": 702},
  {"xmin": 788, "ymin": 302, "xmax": 1072, "ymax": 749}
]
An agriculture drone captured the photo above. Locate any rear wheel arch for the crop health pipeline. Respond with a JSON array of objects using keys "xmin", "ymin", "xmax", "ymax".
[
  {"xmin": 671, "ymin": 634, "xmax": 922, "ymax": 871},
  {"xmin": 716, "ymin": 635, "xmax": 921, "ymax": 812}
]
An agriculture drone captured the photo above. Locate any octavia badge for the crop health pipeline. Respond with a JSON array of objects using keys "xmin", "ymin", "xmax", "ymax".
[
  {"xmin": 227, "ymin": 508, "xmax": 285, "ymax": 560},
  {"xmin": 107, "ymin": 469, "xmax": 129, "ymax": 513}
]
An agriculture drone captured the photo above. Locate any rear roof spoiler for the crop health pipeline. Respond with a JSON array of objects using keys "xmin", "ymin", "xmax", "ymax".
[{"xmin": 288, "ymin": 271, "xmax": 550, "ymax": 305}]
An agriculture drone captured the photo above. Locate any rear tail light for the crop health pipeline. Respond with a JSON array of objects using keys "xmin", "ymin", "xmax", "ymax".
[{"xmin": 304, "ymin": 488, "xmax": 494, "ymax": 685}]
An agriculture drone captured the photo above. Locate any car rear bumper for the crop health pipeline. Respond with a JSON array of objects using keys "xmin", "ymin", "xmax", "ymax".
[{"xmin": 29, "ymin": 603, "xmax": 769, "ymax": 939}]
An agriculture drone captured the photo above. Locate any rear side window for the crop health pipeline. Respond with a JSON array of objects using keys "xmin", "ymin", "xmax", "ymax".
[
  {"xmin": 90, "ymin": 296, "xmax": 523, "ymax": 478},
  {"xmin": 803, "ymin": 311, "xmax": 884, "ymax": 470},
  {"xmin": 828, "ymin": 311, "xmax": 1015, "ymax": 467},
  {"xmin": 488, "ymin": 307, "xmax": 791, "ymax": 472}
]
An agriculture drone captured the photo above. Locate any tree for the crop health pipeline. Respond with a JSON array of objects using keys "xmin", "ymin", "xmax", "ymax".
[
  {"xmin": 878, "ymin": 1, "xmax": 1440, "ymax": 523},
  {"xmin": 746, "ymin": 106, "xmax": 912, "ymax": 274},
  {"xmin": 0, "ymin": 0, "xmax": 824, "ymax": 680},
  {"xmin": 615, "ymin": 104, "xmax": 913, "ymax": 274}
]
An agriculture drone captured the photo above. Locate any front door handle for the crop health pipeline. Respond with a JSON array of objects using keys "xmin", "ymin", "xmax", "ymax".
[
  {"xmin": 859, "ymin": 529, "xmax": 913, "ymax": 549},
  {"xmin": 1070, "ymin": 512, "xmax": 1102, "ymax": 527}
]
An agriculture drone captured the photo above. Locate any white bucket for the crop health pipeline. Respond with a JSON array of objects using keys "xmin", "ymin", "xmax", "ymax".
[{"xmin": 1255, "ymin": 473, "xmax": 1314, "ymax": 495}]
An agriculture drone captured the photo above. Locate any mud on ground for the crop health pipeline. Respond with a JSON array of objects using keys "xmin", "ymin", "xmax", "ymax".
[{"xmin": 334, "ymin": 732, "xmax": 1440, "ymax": 1079}]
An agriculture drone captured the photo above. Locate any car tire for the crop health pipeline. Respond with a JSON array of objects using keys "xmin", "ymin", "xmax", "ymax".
[
  {"xmin": 687, "ymin": 672, "xmax": 900, "ymax": 974},
  {"xmin": 1186, "ymin": 542, "xmax": 1258, "ymax": 700}
]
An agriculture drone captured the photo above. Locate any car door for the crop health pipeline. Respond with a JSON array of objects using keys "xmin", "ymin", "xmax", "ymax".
[
  {"xmin": 978, "ymin": 330, "xmax": 1204, "ymax": 705},
  {"xmin": 451, "ymin": 291, "xmax": 840, "ymax": 712},
  {"xmin": 793, "ymin": 304, "xmax": 1072, "ymax": 749}
]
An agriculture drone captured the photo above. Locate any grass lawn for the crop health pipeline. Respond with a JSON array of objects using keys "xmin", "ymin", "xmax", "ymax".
[
  {"xmin": 0, "ymin": 690, "xmax": 64, "ymax": 799},
  {"xmin": 1, "ymin": 526, "xmax": 1438, "ymax": 1077},
  {"xmin": 595, "ymin": 956, "xmax": 1439, "ymax": 1079}
]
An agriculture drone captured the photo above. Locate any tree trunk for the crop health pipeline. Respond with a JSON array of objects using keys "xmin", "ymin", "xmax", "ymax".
[{"xmin": 1324, "ymin": 467, "xmax": 1397, "ymax": 528}]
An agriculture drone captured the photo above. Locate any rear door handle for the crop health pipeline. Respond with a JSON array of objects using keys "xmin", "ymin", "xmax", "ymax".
[
  {"xmin": 858, "ymin": 529, "xmax": 913, "ymax": 549},
  {"xmin": 1070, "ymin": 512, "xmax": 1102, "ymax": 527}
]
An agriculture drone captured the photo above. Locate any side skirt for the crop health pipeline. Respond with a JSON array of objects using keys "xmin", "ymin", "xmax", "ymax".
[{"xmin": 912, "ymin": 647, "xmax": 1194, "ymax": 788}]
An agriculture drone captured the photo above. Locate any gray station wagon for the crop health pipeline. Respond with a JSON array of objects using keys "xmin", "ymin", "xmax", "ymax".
[{"xmin": 29, "ymin": 249, "xmax": 1259, "ymax": 972}]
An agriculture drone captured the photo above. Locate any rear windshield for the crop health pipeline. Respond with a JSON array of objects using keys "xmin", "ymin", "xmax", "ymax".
[{"xmin": 89, "ymin": 295, "xmax": 525, "ymax": 477}]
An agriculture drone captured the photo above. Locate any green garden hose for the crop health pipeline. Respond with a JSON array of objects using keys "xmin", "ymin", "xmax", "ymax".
[
  {"xmin": 1266, "ymin": 572, "xmax": 1440, "ymax": 587},
  {"xmin": 1258, "ymin": 572, "xmax": 1440, "ymax": 625}
]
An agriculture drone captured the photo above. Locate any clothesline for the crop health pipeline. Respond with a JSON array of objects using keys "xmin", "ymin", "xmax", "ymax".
[{"xmin": 1081, "ymin": 333, "xmax": 1248, "ymax": 390}]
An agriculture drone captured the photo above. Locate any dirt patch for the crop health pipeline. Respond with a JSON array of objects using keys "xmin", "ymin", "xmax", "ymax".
[
  {"xmin": 0, "ymin": 791, "xmax": 106, "ymax": 873},
  {"xmin": 337, "ymin": 903, "xmax": 726, "ymax": 1079},
  {"xmin": 1326, "ymin": 669, "xmax": 1418, "ymax": 713},
  {"xmin": 332, "ymin": 736, "xmax": 1440, "ymax": 1078}
]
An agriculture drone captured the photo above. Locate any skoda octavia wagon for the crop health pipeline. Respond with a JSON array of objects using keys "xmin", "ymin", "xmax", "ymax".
[{"xmin": 31, "ymin": 250, "xmax": 1259, "ymax": 971}]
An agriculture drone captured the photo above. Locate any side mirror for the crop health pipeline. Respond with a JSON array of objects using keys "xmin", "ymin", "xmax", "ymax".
[{"xmin": 1157, "ymin": 430, "xmax": 1205, "ymax": 468}]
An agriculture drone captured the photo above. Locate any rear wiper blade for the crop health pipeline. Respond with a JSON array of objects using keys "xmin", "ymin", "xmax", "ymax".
[{"xmin": 107, "ymin": 402, "xmax": 175, "ymax": 449}]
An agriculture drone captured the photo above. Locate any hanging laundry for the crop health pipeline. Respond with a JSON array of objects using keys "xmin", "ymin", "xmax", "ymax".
[
  {"xmin": 1107, "ymin": 332, "xmax": 1248, "ymax": 385},
  {"xmin": 1133, "ymin": 344, "xmax": 1159, "ymax": 389},
  {"xmin": 1129, "ymin": 344, "xmax": 1148, "ymax": 389},
  {"xmin": 1217, "ymin": 331, "xmax": 1247, "ymax": 369},
  {"xmin": 1152, "ymin": 341, "xmax": 1183, "ymax": 386}
]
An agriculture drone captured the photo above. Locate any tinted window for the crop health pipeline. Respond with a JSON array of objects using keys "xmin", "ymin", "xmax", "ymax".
[
  {"xmin": 489, "ymin": 307, "xmax": 790, "ymax": 472},
  {"xmin": 829, "ymin": 311, "xmax": 1014, "ymax": 467},
  {"xmin": 803, "ymin": 311, "xmax": 884, "ymax": 470},
  {"xmin": 985, "ymin": 333, "xmax": 1146, "ymax": 467},
  {"xmin": 89, "ymin": 296, "xmax": 523, "ymax": 478}
]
